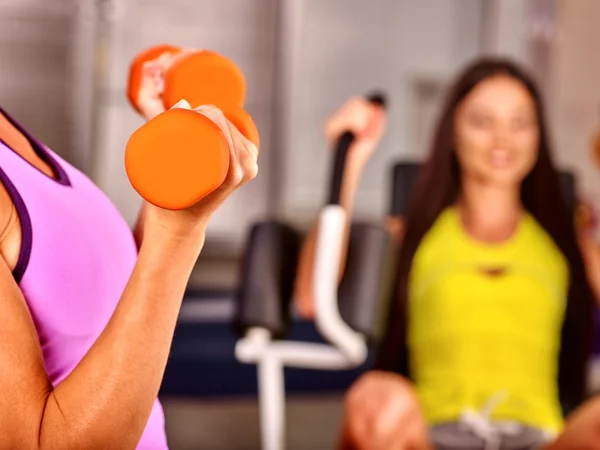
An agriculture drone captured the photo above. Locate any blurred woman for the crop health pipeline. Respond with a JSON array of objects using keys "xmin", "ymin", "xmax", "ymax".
[{"xmin": 296, "ymin": 58, "xmax": 600, "ymax": 450}]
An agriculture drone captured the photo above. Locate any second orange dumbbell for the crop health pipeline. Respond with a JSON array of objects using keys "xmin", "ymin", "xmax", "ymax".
[{"xmin": 127, "ymin": 44, "xmax": 246, "ymax": 112}]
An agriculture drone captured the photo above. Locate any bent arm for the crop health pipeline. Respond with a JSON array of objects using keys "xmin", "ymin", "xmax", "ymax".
[
  {"xmin": 292, "ymin": 97, "xmax": 386, "ymax": 318},
  {"xmin": 294, "ymin": 174, "xmax": 407, "ymax": 319},
  {"xmin": 294, "ymin": 156, "xmax": 367, "ymax": 318},
  {"xmin": 0, "ymin": 206, "xmax": 206, "ymax": 450}
]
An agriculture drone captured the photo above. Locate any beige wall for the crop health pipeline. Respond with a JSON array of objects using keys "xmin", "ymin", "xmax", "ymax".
[
  {"xmin": 550, "ymin": 0, "xmax": 600, "ymax": 231},
  {"xmin": 89, "ymin": 0, "xmax": 278, "ymax": 256},
  {"xmin": 0, "ymin": 0, "xmax": 95, "ymax": 171},
  {"xmin": 278, "ymin": 0, "xmax": 484, "ymax": 225},
  {"xmin": 89, "ymin": 0, "xmax": 486, "ymax": 253}
]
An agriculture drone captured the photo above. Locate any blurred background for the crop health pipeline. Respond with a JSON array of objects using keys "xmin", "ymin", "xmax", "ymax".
[{"xmin": 2, "ymin": 0, "xmax": 600, "ymax": 448}]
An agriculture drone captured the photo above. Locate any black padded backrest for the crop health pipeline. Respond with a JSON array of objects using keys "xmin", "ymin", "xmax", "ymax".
[
  {"xmin": 389, "ymin": 162, "xmax": 422, "ymax": 217},
  {"xmin": 233, "ymin": 221, "xmax": 301, "ymax": 338},
  {"xmin": 338, "ymin": 223, "xmax": 395, "ymax": 342},
  {"xmin": 390, "ymin": 161, "xmax": 577, "ymax": 217}
]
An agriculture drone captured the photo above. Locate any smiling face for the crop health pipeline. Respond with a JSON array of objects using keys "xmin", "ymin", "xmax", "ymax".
[{"xmin": 453, "ymin": 74, "xmax": 540, "ymax": 188}]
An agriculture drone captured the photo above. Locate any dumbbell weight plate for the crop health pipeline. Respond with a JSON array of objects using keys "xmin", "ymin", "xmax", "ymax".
[
  {"xmin": 125, "ymin": 108, "xmax": 230, "ymax": 210},
  {"xmin": 163, "ymin": 51, "xmax": 246, "ymax": 110}
]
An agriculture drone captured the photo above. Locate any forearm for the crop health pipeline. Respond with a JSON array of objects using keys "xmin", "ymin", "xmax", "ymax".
[
  {"xmin": 295, "ymin": 158, "xmax": 365, "ymax": 310},
  {"xmin": 336, "ymin": 157, "xmax": 364, "ymax": 274},
  {"xmin": 40, "ymin": 219, "xmax": 205, "ymax": 449}
]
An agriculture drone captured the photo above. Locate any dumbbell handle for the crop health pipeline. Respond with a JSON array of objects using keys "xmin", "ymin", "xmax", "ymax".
[{"xmin": 327, "ymin": 92, "xmax": 387, "ymax": 205}]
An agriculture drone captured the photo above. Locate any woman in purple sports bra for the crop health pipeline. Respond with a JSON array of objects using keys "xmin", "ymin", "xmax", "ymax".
[{"xmin": 0, "ymin": 57, "xmax": 257, "ymax": 448}]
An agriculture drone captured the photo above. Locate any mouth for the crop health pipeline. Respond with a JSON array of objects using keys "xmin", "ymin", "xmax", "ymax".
[{"xmin": 488, "ymin": 149, "xmax": 513, "ymax": 169}]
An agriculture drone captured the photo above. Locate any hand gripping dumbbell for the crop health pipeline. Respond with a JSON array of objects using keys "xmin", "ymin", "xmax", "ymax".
[{"xmin": 124, "ymin": 44, "xmax": 260, "ymax": 210}]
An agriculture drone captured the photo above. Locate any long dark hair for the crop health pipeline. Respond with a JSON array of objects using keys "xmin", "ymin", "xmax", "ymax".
[{"xmin": 374, "ymin": 57, "xmax": 595, "ymax": 412}]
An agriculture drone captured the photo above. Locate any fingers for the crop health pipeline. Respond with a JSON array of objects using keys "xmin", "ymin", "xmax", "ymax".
[
  {"xmin": 137, "ymin": 49, "xmax": 199, "ymax": 120},
  {"xmin": 324, "ymin": 97, "xmax": 382, "ymax": 143},
  {"xmin": 227, "ymin": 123, "xmax": 258, "ymax": 187},
  {"xmin": 143, "ymin": 48, "xmax": 195, "ymax": 82},
  {"xmin": 192, "ymin": 105, "xmax": 258, "ymax": 190},
  {"xmin": 140, "ymin": 48, "xmax": 200, "ymax": 97},
  {"xmin": 363, "ymin": 106, "xmax": 387, "ymax": 139},
  {"xmin": 138, "ymin": 55, "xmax": 172, "ymax": 120},
  {"xmin": 140, "ymin": 50, "xmax": 178, "ymax": 96},
  {"xmin": 164, "ymin": 47, "xmax": 197, "ymax": 71},
  {"xmin": 193, "ymin": 105, "xmax": 235, "ymax": 151}
]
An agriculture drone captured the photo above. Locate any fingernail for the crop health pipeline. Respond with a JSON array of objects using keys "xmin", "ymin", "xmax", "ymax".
[{"xmin": 171, "ymin": 99, "xmax": 191, "ymax": 110}]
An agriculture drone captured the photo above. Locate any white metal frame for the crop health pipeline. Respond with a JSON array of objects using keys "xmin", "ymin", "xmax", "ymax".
[{"xmin": 235, "ymin": 205, "xmax": 368, "ymax": 450}]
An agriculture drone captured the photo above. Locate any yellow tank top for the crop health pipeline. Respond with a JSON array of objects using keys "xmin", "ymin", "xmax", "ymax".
[{"xmin": 408, "ymin": 207, "xmax": 568, "ymax": 434}]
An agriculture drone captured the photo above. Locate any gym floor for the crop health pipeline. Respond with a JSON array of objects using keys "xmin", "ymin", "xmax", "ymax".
[{"xmin": 162, "ymin": 395, "xmax": 343, "ymax": 450}]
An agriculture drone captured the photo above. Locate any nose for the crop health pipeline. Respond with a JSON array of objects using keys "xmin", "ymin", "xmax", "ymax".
[{"xmin": 491, "ymin": 122, "xmax": 513, "ymax": 149}]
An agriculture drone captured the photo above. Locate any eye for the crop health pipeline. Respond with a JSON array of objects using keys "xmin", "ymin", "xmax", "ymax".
[
  {"xmin": 470, "ymin": 114, "xmax": 493, "ymax": 129},
  {"xmin": 513, "ymin": 116, "xmax": 535, "ymax": 131}
]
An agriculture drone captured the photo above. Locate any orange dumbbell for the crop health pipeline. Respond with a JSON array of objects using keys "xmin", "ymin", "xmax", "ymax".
[
  {"xmin": 124, "ymin": 46, "xmax": 259, "ymax": 210},
  {"xmin": 127, "ymin": 44, "xmax": 246, "ymax": 112}
]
